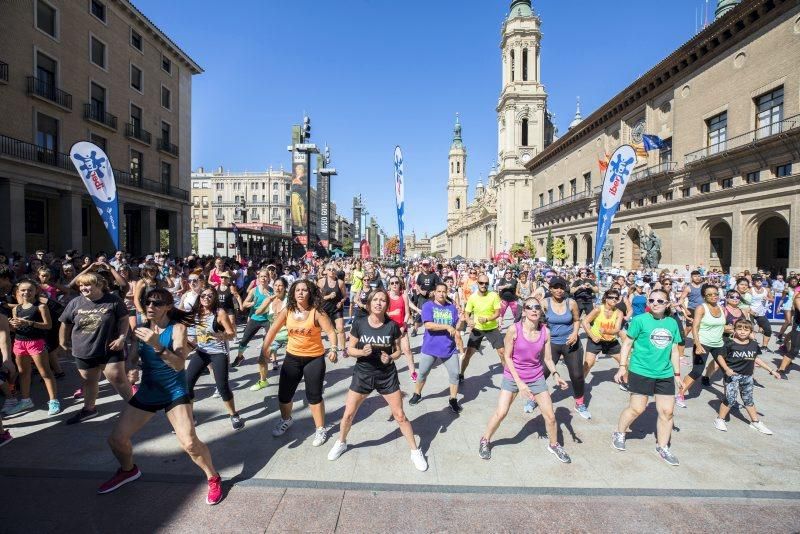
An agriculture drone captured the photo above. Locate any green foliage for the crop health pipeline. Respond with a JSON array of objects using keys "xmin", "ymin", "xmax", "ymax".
[
  {"xmin": 546, "ymin": 229, "xmax": 554, "ymax": 264},
  {"xmin": 551, "ymin": 237, "xmax": 567, "ymax": 264}
]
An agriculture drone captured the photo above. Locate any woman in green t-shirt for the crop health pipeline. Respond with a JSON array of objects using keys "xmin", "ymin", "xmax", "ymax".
[{"xmin": 611, "ymin": 289, "xmax": 682, "ymax": 466}]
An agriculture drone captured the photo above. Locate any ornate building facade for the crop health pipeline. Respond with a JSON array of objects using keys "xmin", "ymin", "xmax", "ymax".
[{"xmin": 526, "ymin": 0, "xmax": 799, "ymax": 274}]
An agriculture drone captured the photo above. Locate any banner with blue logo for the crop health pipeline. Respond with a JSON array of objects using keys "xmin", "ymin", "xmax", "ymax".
[
  {"xmin": 594, "ymin": 144, "xmax": 636, "ymax": 266},
  {"xmin": 69, "ymin": 141, "xmax": 120, "ymax": 250},
  {"xmin": 394, "ymin": 146, "xmax": 405, "ymax": 260}
]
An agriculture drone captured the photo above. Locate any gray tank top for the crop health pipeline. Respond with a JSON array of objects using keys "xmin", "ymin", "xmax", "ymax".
[{"xmin": 687, "ymin": 284, "xmax": 704, "ymax": 309}]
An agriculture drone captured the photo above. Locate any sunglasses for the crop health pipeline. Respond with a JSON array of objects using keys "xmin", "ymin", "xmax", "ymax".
[
  {"xmin": 477, "ymin": 282, "xmax": 489, "ymax": 286},
  {"xmin": 188, "ymin": 278, "xmax": 200, "ymax": 282},
  {"xmin": 727, "ymin": 294, "xmax": 741, "ymax": 300},
  {"xmin": 200, "ymin": 294, "xmax": 214, "ymax": 299},
  {"xmin": 648, "ymin": 298, "xmax": 667, "ymax": 305},
  {"xmin": 389, "ymin": 281, "xmax": 400, "ymax": 285},
  {"xmin": 606, "ymin": 295, "xmax": 620, "ymax": 300},
  {"xmin": 145, "ymin": 300, "xmax": 169, "ymax": 307},
  {"xmin": 524, "ymin": 304, "xmax": 542, "ymax": 311}
]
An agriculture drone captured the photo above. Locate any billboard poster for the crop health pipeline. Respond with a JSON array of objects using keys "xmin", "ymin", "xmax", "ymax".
[
  {"xmin": 290, "ymin": 125, "xmax": 307, "ymax": 251},
  {"xmin": 352, "ymin": 197, "xmax": 362, "ymax": 257}
]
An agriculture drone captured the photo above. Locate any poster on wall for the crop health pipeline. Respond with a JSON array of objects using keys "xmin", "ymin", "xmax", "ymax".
[{"xmin": 290, "ymin": 125, "xmax": 308, "ymax": 251}]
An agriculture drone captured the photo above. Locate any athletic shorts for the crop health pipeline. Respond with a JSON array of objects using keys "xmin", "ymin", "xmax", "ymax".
[
  {"xmin": 467, "ymin": 327, "xmax": 504, "ymax": 350},
  {"xmin": 501, "ymin": 376, "xmax": 548, "ymax": 394},
  {"xmin": 349, "ymin": 366, "xmax": 400, "ymax": 395},
  {"xmin": 12, "ymin": 339, "xmax": 47, "ymax": 357},
  {"xmin": 577, "ymin": 301, "xmax": 594, "ymax": 317},
  {"xmin": 129, "ymin": 393, "xmax": 191, "ymax": 413},
  {"xmin": 685, "ymin": 308, "xmax": 697, "ymax": 327},
  {"xmin": 74, "ymin": 351, "xmax": 125, "ymax": 370},
  {"xmin": 626, "ymin": 370, "xmax": 675, "ymax": 397},
  {"xmin": 694, "ymin": 344, "xmax": 726, "ymax": 364},
  {"xmin": 585, "ymin": 338, "xmax": 621, "ymax": 356}
]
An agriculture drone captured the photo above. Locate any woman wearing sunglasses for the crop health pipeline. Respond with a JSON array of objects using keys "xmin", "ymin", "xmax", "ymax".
[
  {"xmin": 612, "ymin": 288, "xmax": 682, "ymax": 466},
  {"xmin": 386, "ymin": 276, "xmax": 417, "ymax": 382},
  {"xmin": 317, "ymin": 263, "xmax": 347, "ymax": 361},
  {"xmin": 133, "ymin": 264, "xmax": 164, "ymax": 321},
  {"xmin": 100, "ymin": 287, "xmax": 223, "ymax": 505},
  {"xmin": 581, "ymin": 289, "xmax": 624, "ymax": 384},
  {"xmin": 679, "ymin": 284, "xmax": 725, "ymax": 401},
  {"xmin": 233, "ymin": 268, "xmax": 274, "ymax": 368},
  {"xmin": 478, "ymin": 297, "xmax": 571, "ymax": 463},
  {"xmin": 722, "ymin": 290, "xmax": 753, "ymax": 340},
  {"xmin": 185, "ymin": 287, "xmax": 242, "ymax": 431}
]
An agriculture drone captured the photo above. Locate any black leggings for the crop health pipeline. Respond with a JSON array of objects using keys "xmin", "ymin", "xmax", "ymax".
[
  {"xmin": 238, "ymin": 318, "xmax": 269, "ymax": 351},
  {"xmin": 186, "ymin": 350, "xmax": 233, "ymax": 402},
  {"xmin": 544, "ymin": 342, "xmax": 585, "ymax": 399},
  {"xmin": 689, "ymin": 345, "xmax": 725, "ymax": 380},
  {"xmin": 753, "ymin": 315, "xmax": 773, "ymax": 339},
  {"xmin": 278, "ymin": 353, "xmax": 326, "ymax": 404}
]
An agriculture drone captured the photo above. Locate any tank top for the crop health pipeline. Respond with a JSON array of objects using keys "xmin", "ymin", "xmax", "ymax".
[
  {"xmin": 503, "ymin": 323, "xmax": 548, "ymax": 383},
  {"xmin": 545, "ymin": 297, "xmax": 573, "ymax": 345},
  {"xmin": 209, "ymin": 269, "xmax": 222, "ymax": 287},
  {"xmin": 518, "ymin": 281, "xmax": 533, "ymax": 300},
  {"xmin": 266, "ymin": 298, "xmax": 288, "ymax": 342},
  {"xmin": 590, "ymin": 308, "xmax": 621, "ymax": 341},
  {"xmin": 13, "ymin": 304, "xmax": 46, "ymax": 340},
  {"xmin": 749, "ymin": 288, "xmax": 769, "ymax": 317},
  {"xmin": 195, "ymin": 312, "xmax": 226, "ymax": 354},
  {"xmin": 40, "ymin": 285, "xmax": 58, "ymax": 300},
  {"xmin": 218, "ymin": 285, "xmax": 235, "ymax": 312},
  {"xmin": 321, "ymin": 278, "xmax": 343, "ymax": 315},
  {"xmin": 250, "ymin": 286, "xmax": 270, "ymax": 321},
  {"xmin": 138, "ymin": 323, "xmax": 187, "ymax": 403},
  {"xmin": 631, "ymin": 293, "xmax": 648, "ymax": 316},
  {"xmin": 698, "ymin": 303, "xmax": 725, "ymax": 348},
  {"xmin": 387, "ymin": 292, "xmax": 406, "ymax": 328},
  {"xmin": 286, "ymin": 308, "xmax": 324, "ymax": 357},
  {"xmin": 687, "ymin": 284, "xmax": 704, "ymax": 310}
]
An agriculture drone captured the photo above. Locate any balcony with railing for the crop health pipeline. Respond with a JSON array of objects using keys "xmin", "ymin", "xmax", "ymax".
[
  {"xmin": 685, "ymin": 114, "xmax": 800, "ymax": 165},
  {"xmin": 26, "ymin": 76, "xmax": 72, "ymax": 110},
  {"xmin": 0, "ymin": 61, "xmax": 8, "ymax": 84},
  {"xmin": 125, "ymin": 123, "xmax": 151, "ymax": 145},
  {"xmin": 628, "ymin": 160, "xmax": 679, "ymax": 184},
  {"xmin": 83, "ymin": 104, "xmax": 117, "ymax": 130},
  {"xmin": 0, "ymin": 134, "xmax": 189, "ymax": 201},
  {"xmin": 157, "ymin": 137, "xmax": 179, "ymax": 157},
  {"xmin": 532, "ymin": 186, "xmax": 598, "ymax": 218}
]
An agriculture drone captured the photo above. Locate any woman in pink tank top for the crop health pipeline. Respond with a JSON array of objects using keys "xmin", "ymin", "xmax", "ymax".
[
  {"xmin": 387, "ymin": 275, "xmax": 417, "ymax": 382},
  {"xmin": 478, "ymin": 297, "xmax": 572, "ymax": 464}
]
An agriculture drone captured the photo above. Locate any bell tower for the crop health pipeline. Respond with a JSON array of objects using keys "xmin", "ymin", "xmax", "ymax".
[{"xmin": 447, "ymin": 114, "xmax": 468, "ymax": 225}]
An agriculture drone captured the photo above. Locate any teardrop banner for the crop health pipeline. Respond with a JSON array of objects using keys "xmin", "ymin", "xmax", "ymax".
[
  {"xmin": 593, "ymin": 144, "xmax": 636, "ymax": 266},
  {"xmin": 69, "ymin": 141, "xmax": 120, "ymax": 250},
  {"xmin": 394, "ymin": 146, "xmax": 405, "ymax": 260}
]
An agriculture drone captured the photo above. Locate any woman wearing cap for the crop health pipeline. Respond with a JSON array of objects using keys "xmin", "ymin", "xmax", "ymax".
[
  {"xmin": 478, "ymin": 297, "xmax": 571, "ymax": 464},
  {"xmin": 582, "ymin": 289, "xmax": 624, "ymax": 384}
]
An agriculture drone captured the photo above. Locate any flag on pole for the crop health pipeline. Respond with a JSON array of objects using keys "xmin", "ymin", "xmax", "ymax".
[
  {"xmin": 393, "ymin": 146, "xmax": 405, "ymax": 260},
  {"xmin": 597, "ymin": 153, "xmax": 610, "ymax": 173},
  {"xmin": 69, "ymin": 141, "xmax": 120, "ymax": 250},
  {"xmin": 642, "ymin": 134, "xmax": 666, "ymax": 151},
  {"xmin": 593, "ymin": 145, "xmax": 637, "ymax": 265}
]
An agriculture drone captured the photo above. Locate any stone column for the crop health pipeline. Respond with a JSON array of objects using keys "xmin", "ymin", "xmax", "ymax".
[
  {"xmin": 141, "ymin": 206, "xmax": 157, "ymax": 255},
  {"xmin": 729, "ymin": 209, "xmax": 745, "ymax": 274},
  {"xmin": 168, "ymin": 209, "xmax": 179, "ymax": 256},
  {"xmin": 0, "ymin": 179, "xmax": 26, "ymax": 254},
  {"xmin": 59, "ymin": 190, "xmax": 83, "ymax": 254},
  {"xmin": 788, "ymin": 196, "xmax": 800, "ymax": 274}
]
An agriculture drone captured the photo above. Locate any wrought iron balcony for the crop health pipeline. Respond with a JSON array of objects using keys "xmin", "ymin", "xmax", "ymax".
[
  {"xmin": 628, "ymin": 160, "xmax": 678, "ymax": 184},
  {"xmin": 83, "ymin": 103, "xmax": 117, "ymax": 130},
  {"xmin": 26, "ymin": 76, "xmax": 72, "ymax": 110},
  {"xmin": 0, "ymin": 61, "xmax": 8, "ymax": 83},
  {"xmin": 532, "ymin": 186, "xmax": 598, "ymax": 217},
  {"xmin": 157, "ymin": 138, "xmax": 179, "ymax": 157},
  {"xmin": 685, "ymin": 113, "xmax": 800, "ymax": 165},
  {"xmin": 125, "ymin": 123, "xmax": 151, "ymax": 145}
]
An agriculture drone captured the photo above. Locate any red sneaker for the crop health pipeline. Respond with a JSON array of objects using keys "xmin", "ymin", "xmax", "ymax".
[
  {"xmin": 97, "ymin": 465, "xmax": 141, "ymax": 494},
  {"xmin": 206, "ymin": 475, "xmax": 222, "ymax": 505},
  {"xmin": 131, "ymin": 384, "xmax": 139, "ymax": 395},
  {"xmin": 73, "ymin": 388, "xmax": 84, "ymax": 399}
]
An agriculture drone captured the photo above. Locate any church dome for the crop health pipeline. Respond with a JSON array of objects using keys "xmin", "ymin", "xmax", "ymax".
[
  {"xmin": 450, "ymin": 113, "xmax": 464, "ymax": 150},
  {"xmin": 508, "ymin": 0, "xmax": 533, "ymax": 19}
]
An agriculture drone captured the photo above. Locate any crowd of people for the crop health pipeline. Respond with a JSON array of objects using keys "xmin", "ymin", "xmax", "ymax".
[{"xmin": 0, "ymin": 247, "xmax": 797, "ymax": 504}]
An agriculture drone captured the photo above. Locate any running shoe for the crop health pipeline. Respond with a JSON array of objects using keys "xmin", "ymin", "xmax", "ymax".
[
  {"xmin": 271, "ymin": 417, "xmax": 293, "ymax": 437},
  {"xmin": 249, "ymin": 380, "xmax": 268, "ymax": 391},
  {"xmin": 618, "ymin": 383, "xmax": 628, "ymax": 392},
  {"xmin": 408, "ymin": 393, "xmax": 422, "ymax": 405},
  {"xmin": 206, "ymin": 475, "xmax": 223, "ymax": 505},
  {"xmin": 448, "ymin": 398, "xmax": 462, "ymax": 414},
  {"xmin": 675, "ymin": 394, "xmax": 687, "ymax": 409},
  {"xmin": 1, "ymin": 398, "xmax": 18, "ymax": 415},
  {"xmin": 230, "ymin": 414, "xmax": 245, "ymax": 431},
  {"xmin": 410, "ymin": 371, "xmax": 418, "ymax": 383},
  {"xmin": 47, "ymin": 399, "xmax": 61, "ymax": 416},
  {"xmin": 547, "ymin": 443, "xmax": 572, "ymax": 463},
  {"xmin": 97, "ymin": 465, "xmax": 141, "ymax": 494},
  {"xmin": 73, "ymin": 388, "xmax": 84, "ymax": 399},
  {"xmin": 713, "ymin": 418, "xmax": 728, "ymax": 432},
  {"xmin": 410, "ymin": 449, "xmax": 428, "ymax": 471},
  {"xmin": 478, "ymin": 438, "xmax": 491, "ymax": 460},
  {"xmin": 777, "ymin": 370, "xmax": 788, "ymax": 380},
  {"xmin": 611, "ymin": 432, "xmax": 626, "ymax": 451},
  {"xmin": 4, "ymin": 398, "xmax": 33, "ymax": 415},
  {"xmin": 575, "ymin": 403, "xmax": 591, "ymax": 420},
  {"xmin": 211, "ymin": 388, "xmax": 221, "ymax": 399},
  {"xmin": 523, "ymin": 398, "xmax": 537, "ymax": 413},
  {"xmin": 750, "ymin": 421, "xmax": 773, "ymax": 435},
  {"xmin": 327, "ymin": 439, "xmax": 347, "ymax": 461},
  {"xmin": 0, "ymin": 430, "xmax": 12, "ymax": 448},
  {"xmin": 312, "ymin": 426, "xmax": 328, "ymax": 447},
  {"xmin": 131, "ymin": 384, "xmax": 139, "ymax": 395},
  {"xmin": 655, "ymin": 446, "xmax": 679, "ymax": 466},
  {"xmin": 65, "ymin": 408, "xmax": 98, "ymax": 425},
  {"xmin": 701, "ymin": 376, "xmax": 711, "ymax": 387},
  {"xmin": 230, "ymin": 355, "xmax": 245, "ymax": 368}
]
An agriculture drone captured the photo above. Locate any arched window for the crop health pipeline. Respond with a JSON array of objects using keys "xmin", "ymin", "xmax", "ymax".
[
  {"xmin": 456, "ymin": 161, "xmax": 460, "ymax": 173},
  {"xmin": 522, "ymin": 49, "xmax": 528, "ymax": 81},
  {"xmin": 510, "ymin": 50, "xmax": 515, "ymax": 82},
  {"xmin": 521, "ymin": 118, "xmax": 529, "ymax": 146},
  {"xmin": 456, "ymin": 198, "xmax": 461, "ymax": 210}
]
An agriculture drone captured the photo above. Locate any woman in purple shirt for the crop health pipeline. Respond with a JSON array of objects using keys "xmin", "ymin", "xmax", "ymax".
[
  {"xmin": 408, "ymin": 283, "xmax": 465, "ymax": 412},
  {"xmin": 478, "ymin": 297, "xmax": 571, "ymax": 464}
]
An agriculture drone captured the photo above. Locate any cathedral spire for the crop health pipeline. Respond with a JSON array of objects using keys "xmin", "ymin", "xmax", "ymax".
[
  {"xmin": 569, "ymin": 97, "xmax": 582, "ymax": 130},
  {"xmin": 451, "ymin": 113, "xmax": 464, "ymax": 150}
]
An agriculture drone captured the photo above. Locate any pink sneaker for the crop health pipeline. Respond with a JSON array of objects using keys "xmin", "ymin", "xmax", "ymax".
[
  {"xmin": 131, "ymin": 384, "xmax": 139, "ymax": 395},
  {"xmin": 97, "ymin": 465, "xmax": 141, "ymax": 494},
  {"xmin": 73, "ymin": 388, "xmax": 84, "ymax": 399},
  {"xmin": 410, "ymin": 371, "xmax": 418, "ymax": 383},
  {"xmin": 206, "ymin": 475, "xmax": 223, "ymax": 505},
  {"xmin": 0, "ymin": 430, "xmax": 12, "ymax": 448}
]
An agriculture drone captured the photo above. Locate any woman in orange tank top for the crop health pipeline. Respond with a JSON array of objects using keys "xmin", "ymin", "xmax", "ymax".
[{"xmin": 261, "ymin": 280, "xmax": 338, "ymax": 447}]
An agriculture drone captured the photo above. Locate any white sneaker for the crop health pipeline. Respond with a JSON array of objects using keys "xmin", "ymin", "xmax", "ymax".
[
  {"xmin": 410, "ymin": 448, "xmax": 428, "ymax": 472},
  {"xmin": 713, "ymin": 418, "xmax": 727, "ymax": 432},
  {"xmin": 327, "ymin": 439, "xmax": 347, "ymax": 461},
  {"xmin": 271, "ymin": 417, "xmax": 293, "ymax": 437},
  {"xmin": 211, "ymin": 388, "xmax": 221, "ymax": 399},
  {"xmin": 312, "ymin": 426, "xmax": 328, "ymax": 447},
  {"xmin": 750, "ymin": 421, "xmax": 773, "ymax": 435}
]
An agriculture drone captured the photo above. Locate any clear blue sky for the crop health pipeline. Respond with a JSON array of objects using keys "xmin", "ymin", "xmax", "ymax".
[{"xmin": 135, "ymin": 0, "xmax": 711, "ymax": 236}]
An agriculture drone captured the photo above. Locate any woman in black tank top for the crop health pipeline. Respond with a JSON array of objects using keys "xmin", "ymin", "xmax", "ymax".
[{"xmin": 317, "ymin": 264, "xmax": 346, "ymax": 358}]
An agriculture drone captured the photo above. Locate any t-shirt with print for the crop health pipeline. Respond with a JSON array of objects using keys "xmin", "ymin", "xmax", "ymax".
[
  {"xmin": 415, "ymin": 272, "xmax": 441, "ymax": 300},
  {"xmin": 420, "ymin": 300, "xmax": 458, "ymax": 358},
  {"xmin": 59, "ymin": 293, "xmax": 127, "ymax": 359},
  {"xmin": 350, "ymin": 316, "xmax": 401, "ymax": 373},
  {"xmin": 626, "ymin": 313, "xmax": 680, "ymax": 379},
  {"xmin": 723, "ymin": 339, "xmax": 760, "ymax": 376},
  {"xmin": 497, "ymin": 278, "xmax": 518, "ymax": 302},
  {"xmin": 465, "ymin": 291, "xmax": 502, "ymax": 332}
]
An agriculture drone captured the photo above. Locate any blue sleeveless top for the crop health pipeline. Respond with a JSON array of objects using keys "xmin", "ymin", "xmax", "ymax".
[
  {"xmin": 545, "ymin": 297, "xmax": 573, "ymax": 345},
  {"xmin": 631, "ymin": 293, "xmax": 648, "ymax": 317},
  {"xmin": 137, "ymin": 323, "xmax": 188, "ymax": 404}
]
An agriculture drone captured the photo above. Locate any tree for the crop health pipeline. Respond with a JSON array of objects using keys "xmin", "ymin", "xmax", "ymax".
[
  {"xmin": 551, "ymin": 237, "xmax": 567, "ymax": 265},
  {"xmin": 546, "ymin": 229, "xmax": 554, "ymax": 264},
  {"xmin": 524, "ymin": 235, "xmax": 536, "ymax": 259},
  {"xmin": 385, "ymin": 235, "xmax": 400, "ymax": 256},
  {"xmin": 510, "ymin": 242, "xmax": 527, "ymax": 259},
  {"xmin": 342, "ymin": 237, "xmax": 354, "ymax": 256}
]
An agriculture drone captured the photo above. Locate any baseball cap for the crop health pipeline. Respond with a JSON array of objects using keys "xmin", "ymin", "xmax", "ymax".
[{"xmin": 549, "ymin": 276, "xmax": 568, "ymax": 288}]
